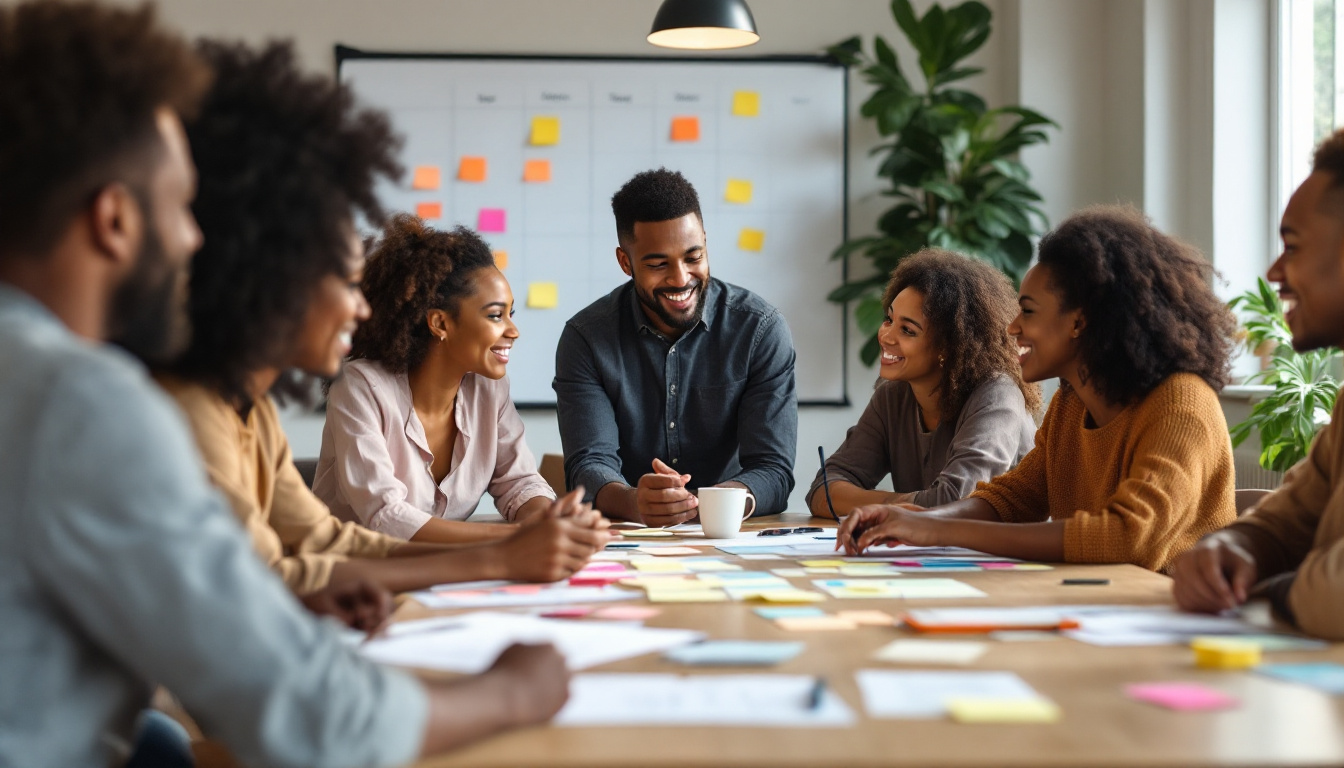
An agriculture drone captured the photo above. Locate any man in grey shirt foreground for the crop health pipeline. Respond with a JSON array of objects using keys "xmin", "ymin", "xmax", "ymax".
[{"xmin": 0, "ymin": 4, "xmax": 566, "ymax": 766}]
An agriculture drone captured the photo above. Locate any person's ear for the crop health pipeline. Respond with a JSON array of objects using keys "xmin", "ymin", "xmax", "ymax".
[
  {"xmin": 616, "ymin": 246, "xmax": 634, "ymax": 278},
  {"xmin": 1070, "ymin": 310, "xmax": 1086, "ymax": 339},
  {"xmin": 87, "ymin": 182, "xmax": 143, "ymax": 270},
  {"xmin": 426, "ymin": 308, "xmax": 454, "ymax": 342}
]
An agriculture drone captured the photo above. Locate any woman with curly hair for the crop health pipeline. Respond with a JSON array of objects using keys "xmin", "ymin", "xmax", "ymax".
[
  {"xmin": 807, "ymin": 249, "xmax": 1038, "ymax": 518},
  {"xmin": 160, "ymin": 40, "xmax": 607, "ymax": 596},
  {"xmin": 838, "ymin": 206, "xmax": 1238, "ymax": 572},
  {"xmin": 314, "ymin": 215, "xmax": 562, "ymax": 537}
]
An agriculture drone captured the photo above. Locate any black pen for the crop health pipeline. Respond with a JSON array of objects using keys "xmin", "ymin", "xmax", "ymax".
[
  {"xmin": 817, "ymin": 446, "xmax": 840, "ymax": 522},
  {"xmin": 807, "ymin": 676, "xmax": 827, "ymax": 711}
]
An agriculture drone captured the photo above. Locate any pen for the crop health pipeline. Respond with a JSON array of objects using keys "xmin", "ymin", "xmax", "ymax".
[
  {"xmin": 807, "ymin": 676, "xmax": 827, "ymax": 711},
  {"xmin": 817, "ymin": 446, "xmax": 839, "ymax": 522},
  {"xmin": 1061, "ymin": 578, "xmax": 1110, "ymax": 586}
]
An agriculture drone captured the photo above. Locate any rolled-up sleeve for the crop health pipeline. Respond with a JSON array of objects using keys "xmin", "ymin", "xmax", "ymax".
[
  {"xmin": 26, "ymin": 363, "xmax": 427, "ymax": 768},
  {"xmin": 728, "ymin": 310, "xmax": 797, "ymax": 516},
  {"xmin": 486, "ymin": 386, "xmax": 556, "ymax": 521},
  {"xmin": 324, "ymin": 370, "xmax": 435, "ymax": 539},
  {"xmin": 554, "ymin": 324, "xmax": 627, "ymax": 502}
]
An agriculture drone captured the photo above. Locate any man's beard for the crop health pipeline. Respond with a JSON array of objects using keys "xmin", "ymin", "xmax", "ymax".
[
  {"xmin": 108, "ymin": 221, "xmax": 191, "ymax": 365},
  {"xmin": 635, "ymin": 278, "xmax": 706, "ymax": 333}
]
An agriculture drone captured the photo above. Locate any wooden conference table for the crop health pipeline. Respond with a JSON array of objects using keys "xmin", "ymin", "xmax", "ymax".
[{"xmin": 401, "ymin": 511, "xmax": 1344, "ymax": 768}]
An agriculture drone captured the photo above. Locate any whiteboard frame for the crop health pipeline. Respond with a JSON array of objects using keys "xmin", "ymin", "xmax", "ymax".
[{"xmin": 335, "ymin": 45, "xmax": 851, "ymax": 409}]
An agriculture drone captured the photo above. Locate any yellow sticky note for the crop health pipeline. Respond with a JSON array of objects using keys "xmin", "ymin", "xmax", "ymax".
[
  {"xmin": 775, "ymin": 616, "xmax": 859, "ymax": 631},
  {"xmin": 725, "ymin": 179, "xmax": 753, "ymax": 204},
  {"xmin": 738, "ymin": 228, "xmax": 765, "ymax": 252},
  {"xmin": 530, "ymin": 116, "xmax": 561, "ymax": 146},
  {"xmin": 527, "ymin": 282, "xmax": 558, "ymax": 309},
  {"xmin": 621, "ymin": 529, "xmax": 675, "ymax": 538},
  {"xmin": 836, "ymin": 610, "xmax": 896, "ymax": 626},
  {"xmin": 633, "ymin": 560, "xmax": 688, "ymax": 573},
  {"xmin": 946, "ymin": 697, "xmax": 1061, "ymax": 724},
  {"xmin": 636, "ymin": 577, "xmax": 717, "ymax": 591},
  {"xmin": 523, "ymin": 159, "xmax": 552, "ymax": 182},
  {"xmin": 732, "ymin": 90, "xmax": 761, "ymax": 117},
  {"xmin": 415, "ymin": 202, "xmax": 442, "ymax": 220},
  {"xmin": 411, "ymin": 166, "xmax": 441, "ymax": 190},
  {"xmin": 749, "ymin": 590, "xmax": 825, "ymax": 604},
  {"xmin": 670, "ymin": 116, "xmax": 700, "ymax": 142},
  {"xmin": 648, "ymin": 590, "xmax": 728, "ymax": 603},
  {"xmin": 457, "ymin": 156, "xmax": 487, "ymax": 182},
  {"xmin": 493, "ymin": 251, "xmax": 508, "ymax": 270},
  {"xmin": 800, "ymin": 560, "xmax": 845, "ymax": 568}
]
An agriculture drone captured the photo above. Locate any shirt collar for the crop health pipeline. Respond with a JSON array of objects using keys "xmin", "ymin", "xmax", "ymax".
[{"xmin": 626, "ymin": 277, "xmax": 718, "ymax": 339}]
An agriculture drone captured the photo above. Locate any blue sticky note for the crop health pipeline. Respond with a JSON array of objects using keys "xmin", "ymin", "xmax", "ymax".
[
  {"xmin": 664, "ymin": 640, "xmax": 805, "ymax": 666},
  {"xmin": 754, "ymin": 606, "xmax": 825, "ymax": 620},
  {"xmin": 1257, "ymin": 663, "xmax": 1344, "ymax": 694}
]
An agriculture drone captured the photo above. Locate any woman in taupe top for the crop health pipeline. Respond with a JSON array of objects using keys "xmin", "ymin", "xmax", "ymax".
[{"xmin": 808, "ymin": 249, "xmax": 1040, "ymax": 518}]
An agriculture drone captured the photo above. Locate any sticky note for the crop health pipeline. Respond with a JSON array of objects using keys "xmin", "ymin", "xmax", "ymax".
[
  {"xmin": 591, "ymin": 606, "xmax": 661, "ymax": 621},
  {"xmin": 530, "ymin": 115, "xmax": 560, "ymax": 145},
  {"xmin": 646, "ymin": 547, "xmax": 702, "ymax": 556},
  {"xmin": 775, "ymin": 615, "xmax": 858, "ymax": 631},
  {"xmin": 732, "ymin": 90, "xmax": 760, "ymax": 117},
  {"xmin": 457, "ymin": 156, "xmax": 487, "ymax": 182},
  {"xmin": 800, "ymin": 560, "xmax": 845, "ymax": 568},
  {"xmin": 523, "ymin": 159, "xmax": 552, "ymax": 182},
  {"xmin": 648, "ymin": 590, "xmax": 728, "ymax": 603},
  {"xmin": 1125, "ymin": 683, "xmax": 1239, "ymax": 712},
  {"xmin": 873, "ymin": 640, "xmax": 988, "ymax": 665},
  {"xmin": 738, "ymin": 228, "xmax": 765, "ymax": 252},
  {"xmin": 633, "ymin": 559, "xmax": 686, "ymax": 573},
  {"xmin": 754, "ymin": 606, "xmax": 826, "ymax": 620},
  {"xmin": 621, "ymin": 529, "xmax": 675, "ymax": 538},
  {"xmin": 670, "ymin": 116, "xmax": 700, "ymax": 142},
  {"xmin": 771, "ymin": 568, "xmax": 808, "ymax": 578},
  {"xmin": 411, "ymin": 165, "xmax": 441, "ymax": 190},
  {"xmin": 725, "ymin": 179, "xmax": 753, "ymax": 204},
  {"xmin": 664, "ymin": 640, "xmax": 804, "ymax": 666},
  {"xmin": 415, "ymin": 202, "xmax": 442, "ymax": 220},
  {"xmin": 1256, "ymin": 662, "xmax": 1344, "ymax": 694},
  {"xmin": 946, "ymin": 697, "xmax": 1060, "ymax": 724},
  {"xmin": 746, "ymin": 590, "xmax": 825, "ymax": 604},
  {"xmin": 478, "ymin": 208, "xmax": 506, "ymax": 233},
  {"xmin": 493, "ymin": 250, "xmax": 508, "ymax": 269},
  {"xmin": 836, "ymin": 610, "xmax": 896, "ymax": 626},
  {"xmin": 524, "ymin": 282, "xmax": 559, "ymax": 310},
  {"xmin": 1192, "ymin": 638, "xmax": 1261, "ymax": 670}
]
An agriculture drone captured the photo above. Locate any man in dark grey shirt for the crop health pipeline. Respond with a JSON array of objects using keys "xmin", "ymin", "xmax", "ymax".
[{"xmin": 554, "ymin": 169, "xmax": 797, "ymax": 525}]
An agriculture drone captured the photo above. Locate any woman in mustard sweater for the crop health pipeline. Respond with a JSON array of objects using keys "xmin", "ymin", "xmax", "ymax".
[{"xmin": 838, "ymin": 206, "xmax": 1238, "ymax": 572}]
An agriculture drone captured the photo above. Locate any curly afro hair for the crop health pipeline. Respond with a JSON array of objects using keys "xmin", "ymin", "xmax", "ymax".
[
  {"xmin": 171, "ymin": 39, "xmax": 401, "ymax": 404},
  {"xmin": 0, "ymin": 0, "xmax": 210, "ymax": 257},
  {"xmin": 1314, "ymin": 129, "xmax": 1344, "ymax": 198},
  {"xmin": 1036, "ymin": 206, "xmax": 1236, "ymax": 405},
  {"xmin": 611, "ymin": 168, "xmax": 701, "ymax": 245},
  {"xmin": 882, "ymin": 248, "xmax": 1042, "ymax": 418},
  {"xmin": 351, "ymin": 214, "xmax": 497, "ymax": 373}
]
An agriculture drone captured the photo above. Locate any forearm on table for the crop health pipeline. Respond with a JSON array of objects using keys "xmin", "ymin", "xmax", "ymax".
[
  {"xmin": 923, "ymin": 496, "xmax": 1002, "ymax": 522},
  {"xmin": 938, "ymin": 518, "xmax": 1066, "ymax": 562},
  {"xmin": 408, "ymin": 517, "xmax": 516, "ymax": 545},
  {"xmin": 595, "ymin": 482, "xmax": 640, "ymax": 522},
  {"xmin": 329, "ymin": 546, "xmax": 503, "ymax": 593},
  {"xmin": 514, "ymin": 495, "xmax": 554, "ymax": 523},
  {"xmin": 417, "ymin": 671, "xmax": 531, "ymax": 756}
]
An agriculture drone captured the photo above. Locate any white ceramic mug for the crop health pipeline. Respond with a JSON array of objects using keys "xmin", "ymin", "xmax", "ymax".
[{"xmin": 696, "ymin": 487, "xmax": 757, "ymax": 538}]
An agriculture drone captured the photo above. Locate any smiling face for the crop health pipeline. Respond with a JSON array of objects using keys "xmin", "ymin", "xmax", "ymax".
[
  {"xmin": 1008, "ymin": 264, "xmax": 1085, "ymax": 383},
  {"xmin": 1270, "ymin": 171, "xmax": 1344, "ymax": 352},
  {"xmin": 433, "ymin": 266, "xmax": 518, "ymax": 380},
  {"xmin": 877, "ymin": 287, "xmax": 941, "ymax": 385},
  {"xmin": 616, "ymin": 212, "xmax": 709, "ymax": 339},
  {"xmin": 288, "ymin": 228, "xmax": 370, "ymax": 378}
]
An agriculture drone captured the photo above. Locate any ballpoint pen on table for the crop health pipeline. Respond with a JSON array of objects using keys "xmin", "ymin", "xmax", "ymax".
[{"xmin": 807, "ymin": 676, "xmax": 827, "ymax": 711}]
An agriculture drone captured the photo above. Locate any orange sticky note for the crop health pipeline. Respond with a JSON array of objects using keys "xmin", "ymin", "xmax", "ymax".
[
  {"xmin": 670, "ymin": 116, "xmax": 700, "ymax": 142},
  {"xmin": 738, "ymin": 228, "xmax": 765, "ymax": 252},
  {"xmin": 411, "ymin": 166, "xmax": 441, "ymax": 190},
  {"xmin": 458, "ymin": 156, "xmax": 487, "ymax": 182},
  {"xmin": 415, "ymin": 202, "xmax": 442, "ymax": 220},
  {"xmin": 493, "ymin": 250, "xmax": 508, "ymax": 269},
  {"xmin": 523, "ymin": 159, "xmax": 552, "ymax": 182}
]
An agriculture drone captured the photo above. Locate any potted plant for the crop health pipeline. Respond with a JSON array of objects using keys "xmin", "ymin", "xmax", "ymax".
[
  {"xmin": 1229, "ymin": 277, "xmax": 1342, "ymax": 471},
  {"xmin": 827, "ymin": 0, "xmax": 1057, "ymax": 365}
]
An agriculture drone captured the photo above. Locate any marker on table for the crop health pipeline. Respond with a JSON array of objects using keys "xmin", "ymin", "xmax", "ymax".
[
  {"xmin": 807, "ymin": 676, "xmax": 827, "ymax": 711},
  {"xmin": 1061, "ymin": 578, "xmax": 1110, "ymax": 586}
]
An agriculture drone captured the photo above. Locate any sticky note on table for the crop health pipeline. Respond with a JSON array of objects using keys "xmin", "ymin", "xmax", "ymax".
[
  {"xmin": 411, "ymin": 165, "xmax": 441, "ymax": 190},
  {"xmin": 646, "ymin": 547, "xmax": 702, "ymax": 556},
  {"xmin": 725, "ymin": 179, "xmax": 753, "ymax": 204},
  {"xmin": 591, "ymin": 605, "xmax": 661, "ymax": 621},
  {"xmin": 478, "ymin": 208, "xmax": 506, "ymax": 233},
  {"xmin": 836, "ymin": 610, "xmax": 896, "ymax": 626},
  {"xmin": 648, "ymin": 590, "xmax": 728, "ymax": 603},
  {"xmin": 526, "ymin": 282, "xmax": 559, "ymax": 309},
  {"xmin": 873, "ymin": 640, "xmax": 987, "ymax": 666},
  {"xmin": 800, "ymin": 560, "xmax": 845, "ymax": 568},
  {"xmin": 755, "ymin": 606, "xmax": 825, "ymax": 620},
  {"xmin": 1256, "ymin": 662, "xmax": 1344, "ymax": 694},
  {"xmin": 670, "ymin": 116, "xmax": 700, "ymax": 142},
  {"xmin": 633, "ymin": 559, "xmax": 688, "ymax": 573},
  {"xmin": 493, "ymin": 250, "xmax": 508, "ymax": 269},
  {"xmin": 775, "ymin": 616, "xmax": 858, "ymax": 632},
  {"xmin": 621, "ymin": 529, "xmax": 675, "ymax": 538},
  {"xmin": 732, "ymin": 90, "xmax": 760, "ymax": 117},
  {"xmin": 665, "ymin": 640, "xmax": 804, "ymax": 666},
  {"xmin": 415, "ymin": 202, "xmax": 442, "ymax": 220},
  {"xmin": 457, "ymin": 156, "xmax": 487, "ymax": 182},
  {"xmin": 738, "ymin": 228, "xmax": 765, "ymax": 252},
  {"xmin": 1125, "ymin": 683, "xmax": 1239, "ymax": 711},
  {"xmin": 530, "ymin": 115, "xmax": 560, "ymax": 145},
  {"xmin": 523, "ymin": 158, "xmax": 552, "ymax": 182},
  {"xmin": 747, "ymin": 590, "xmax": 825, "ymax": 604},
  {"xmin": 946, "ymin": 697, "xmax": 1060, "ymax": 724}
]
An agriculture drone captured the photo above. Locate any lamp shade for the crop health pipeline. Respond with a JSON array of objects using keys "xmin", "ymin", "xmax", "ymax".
[{"xmin": 647, "ymin": 0, "xmax": 760, "ymax": 50}]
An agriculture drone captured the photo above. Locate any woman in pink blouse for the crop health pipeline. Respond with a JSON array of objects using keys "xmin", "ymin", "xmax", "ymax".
[{"xmin": 315, "ymin": 215, "xmax": 566, "ymax": 543}]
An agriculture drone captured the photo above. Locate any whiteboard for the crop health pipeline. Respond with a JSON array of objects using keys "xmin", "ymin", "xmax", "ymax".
[{"xmin": 338, "ymin": 51, "xmax": 849, "ymax": 406}]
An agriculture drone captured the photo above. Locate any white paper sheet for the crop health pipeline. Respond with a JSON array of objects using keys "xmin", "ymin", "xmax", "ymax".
[
  {"xmin": 360, "ymin": 612, "xmax": 704, "ymax": 673},
  {"xmin": 555, "ymin": 673, "xmax": 855, "ymax": 726},
  {"xmin": 410, "ymin": 584, "xmax": 639, "ymax": 609},
  {"xmin": 855, "ymin": 670, "xmax": 1045, "ymax": 718},
  {"xmin": 1064, "ymin": 607, "xmax": 1267, "ymax": 646},
  {"xmin": 873, "ymin": 640, "xmax": 988, "ymax": 665}
]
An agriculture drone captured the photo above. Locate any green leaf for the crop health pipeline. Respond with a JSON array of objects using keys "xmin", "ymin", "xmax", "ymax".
[
  {"xmin": 921, "ymin": 179, "xmax": 966, "ymax": 203},
  {"xmin": 826, "ymin": 275, "xmax": 887, "ymax": 303},
  {"xmin": 855, "ymin": 295, "xmax": 887, "ymax": 336},
  {"xmin": 859, "ymin": 332, "xmax": 883, "ymax": 367},
  {"xmin": 826, "ymin": 36, "xmax": 864, "ymax": 67},
  {"xmin": 930, "ymin": 66, "xmax": 984, "ymax": 88}
]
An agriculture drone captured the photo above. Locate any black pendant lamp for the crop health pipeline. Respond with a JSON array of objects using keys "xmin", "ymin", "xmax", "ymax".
[{"xmin": 647, "ymin": 0, "xmax": 760, "ymax": 50}]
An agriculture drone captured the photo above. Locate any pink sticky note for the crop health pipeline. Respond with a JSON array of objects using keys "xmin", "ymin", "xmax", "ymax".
[
  {"xmin": 582, "ymin": 562, "xmax": 628, "ymax": 572},
  {"xmin": 892, "ymin": 561, "xmax": 924, "ymax": 567},
  {"xmin": 540, "ymin": 606, "xmax": 594, "ymax": 619},
  {"xmin": 1125, "ymin": 683, "xmax": 1240, "ymax": 711},
  {"xmin": 592, "ymin": 606, "xmax": 662, "ymax": 621},
  {"xmin": 499, "ymin": 584, "xmax": 543, "ymax": 595},
  {"xmin": 478, "ymin": 208, "xmax": 506, "ymax": 233}
]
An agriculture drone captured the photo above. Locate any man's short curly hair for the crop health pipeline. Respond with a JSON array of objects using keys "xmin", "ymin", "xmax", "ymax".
[
  {"xmin": 0, "ymin": 0, "xmax": 210, "ymax": 257},
  {"xmin": 171, "ymin": 40, "xmax": 401, "ymax": 404},
  {"xmin": 882, "ymin": 248, "xmax": 1042, "ymax": 418},
  {"xmin": 1036, "ymin": 206, "xmax": 1236, "ymax": 405},
  {"xmin": 611, "ymin": 168, "xmax": 702, "ymax": 245},
  {"xmin": 1313, "ymin": 129, "xmax": 1344, "ymax": 210},
  {"xmin": 351, "ymin": 215, "xmax": 497, "ymax": 373}
]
